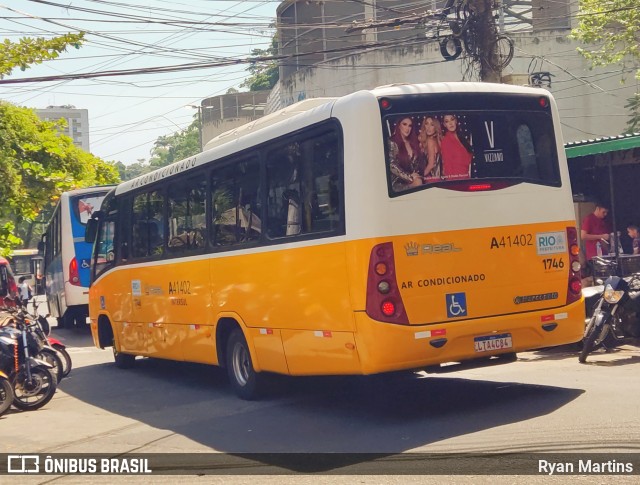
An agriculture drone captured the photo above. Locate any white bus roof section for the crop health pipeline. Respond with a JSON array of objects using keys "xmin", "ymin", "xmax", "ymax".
[
  {"xmin": 371, "ymin": 81, "xmax": 549, "ymax": 97},
  {"xmin": 203, "ymin": 97, "xmax": 337, "ymax": 152},
  {"xmin": 117, "ymin": 97, "xmax": 337, "ymax": 195},
  {"xmin": 116, "ymin": 82, "xmax": 551, "ymax": 196}
]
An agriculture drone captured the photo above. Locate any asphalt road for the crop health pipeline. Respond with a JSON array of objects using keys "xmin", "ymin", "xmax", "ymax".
[{"xmin": 1, "ymin": 321, "xmax": 639, "ymax": 483}]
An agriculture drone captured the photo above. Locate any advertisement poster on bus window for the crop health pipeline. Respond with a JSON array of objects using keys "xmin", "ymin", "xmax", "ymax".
[
  {"xmin": 75, "ymin": 196, "xmax": 106, "ymax": 224},
  {"xmin": 385, "ymin": 111, "xmax": 554, "ymax": 193}
]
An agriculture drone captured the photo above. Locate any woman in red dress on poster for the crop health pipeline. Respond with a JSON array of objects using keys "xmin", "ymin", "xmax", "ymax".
[{"xmin": 440, "ymin": 114, "xmax": 473, "ymax": 180}]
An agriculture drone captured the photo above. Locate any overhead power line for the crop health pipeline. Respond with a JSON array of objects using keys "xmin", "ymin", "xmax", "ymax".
[{"xmin": 0, "ymin": 35, "xmax": 434, "ymax": 85}]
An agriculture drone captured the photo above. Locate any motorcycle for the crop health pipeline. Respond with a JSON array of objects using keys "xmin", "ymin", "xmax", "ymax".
[
  {"xmin": 579, "ymin": 273, "xmax": 640, "ymax": 363},
  {"xmin": 0, "ymin": 369, "xmax": 14, "ymax": 417},
  {"xmin": 1, "ymin": 307, "xmax": 64, "ymax": 384},
  {"xmin": 0, "ymin": 305, "xmax": 58, "ymax": 410},
  {"xmin": 30, "ymin": 300, "xmax": 72, "ymax": 378}
]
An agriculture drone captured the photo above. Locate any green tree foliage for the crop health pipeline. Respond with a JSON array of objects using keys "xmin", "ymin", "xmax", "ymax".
[
  {"xmin": 240, "ymin": 34, "xmax": 279, "ymax": 92},
  {"xmin": 0, "ymin": 102, "xmax": 120, "ymax": 254},
  {"xmin": 113, "ymin": 160, "xmax": 157, "ymax": 181},
  {"xmin": 147, "ymin": 117, "xmax": 200, "ymax": 170},
  {"xmin": 1, "ymin": 34, "xmax": 85, "ymax": 78},
  {"xmin": 571, "ymin": 0, "xmax": 639, "ymax": 133}
]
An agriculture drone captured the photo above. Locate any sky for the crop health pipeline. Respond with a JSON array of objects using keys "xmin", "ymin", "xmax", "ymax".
[{"xmin": 0, "ymin": 0, "xmax": 279, "ymax": 165}]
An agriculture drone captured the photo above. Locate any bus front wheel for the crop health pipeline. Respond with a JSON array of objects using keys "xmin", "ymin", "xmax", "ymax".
[
  {"xmin": 113, "ymin": 338, "xmax": 136, "ymax": 369},
  {"xmin": 226, "ymin": 328, "xmax": 262, "ymax": 400}
]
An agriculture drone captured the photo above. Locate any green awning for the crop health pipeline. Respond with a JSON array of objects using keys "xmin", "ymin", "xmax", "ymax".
[{"xmin": 565, "ymin": 134, "xmax": 640, "ymax": 159}]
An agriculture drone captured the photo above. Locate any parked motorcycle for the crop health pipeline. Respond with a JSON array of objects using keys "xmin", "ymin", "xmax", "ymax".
[
  {"xmin": 579, "ymin": 273, "xmax": 640, "ymax": 363},
  {"xmin": 1, "ymin": 307, "xmax": 64, "ymax": 384},
  {"xmin": 0, "ymin": 306, "xmax": 57, "ymax": 410},
  {"xmin": 30, "ymin": 300, "xmax": 72, "ymax": 378},
  {"xmin": 0, "ymin": 369, "xmax": 14, "ymax": 417}
]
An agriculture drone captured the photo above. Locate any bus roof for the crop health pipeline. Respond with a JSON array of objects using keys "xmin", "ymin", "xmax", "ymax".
[
  {"xmin": 116, "ymin": 97, "xmax": 338, "ymax": 196},
  {"xmin": 370, "ymin": 81, "xmax": 551, "ymax": 97},
  {"xmin": 9, "ymin": 249, "xmax": 39, "ymax": 257},
  {"xmin": 57, "ymin": 186, "xmax": 116, "ymax": 199},
  {"xmin": 203, "ymin": 97, "xmax": 337, "ymax": 153},
  {"xmin": 115, "ymin": 82, "xmax": 553, "ymax": 197}
]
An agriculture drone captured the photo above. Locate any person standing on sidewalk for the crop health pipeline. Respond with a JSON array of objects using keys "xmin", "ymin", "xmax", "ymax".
[
  {"xmin": 18, "ymin": 276, "xmax": 33, "ymax": 307},
  {"xmin": 581, "ymin": 202, "xmax": 612, "ymax": 260}
]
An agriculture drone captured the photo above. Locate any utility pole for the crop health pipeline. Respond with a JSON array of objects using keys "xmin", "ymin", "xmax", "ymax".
[
  {"xmin": 472, "ymin": 0, "xmax": 501, "ymax": 82},
  {"xmin": 345, "ymin": 1, "xmax": 510, "ymax": 83}
]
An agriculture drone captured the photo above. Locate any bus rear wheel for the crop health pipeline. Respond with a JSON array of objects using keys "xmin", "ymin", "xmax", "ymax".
[{"xmin": 226, "ymin": 328, "xmax": 263, "ymax": 400}]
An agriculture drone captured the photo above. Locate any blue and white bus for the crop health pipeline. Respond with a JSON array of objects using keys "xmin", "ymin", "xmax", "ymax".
[{"xmin": 41, "ymin": 187, "xmax": 113, "ymax": 327}]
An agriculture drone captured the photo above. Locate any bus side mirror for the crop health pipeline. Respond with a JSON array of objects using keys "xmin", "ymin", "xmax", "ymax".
[
  {"xmin": 85, "ymin": 210, "xmax": 104, "ymax": 243},
  {"xmin": 37, "ymin": 240, "xmax": 45, "ymax": 254},
  {"xmin": 85, "ymin": 218, "xmax": 98, "ymax": 243}
]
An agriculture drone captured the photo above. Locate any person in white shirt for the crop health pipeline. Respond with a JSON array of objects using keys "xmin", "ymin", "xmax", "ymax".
[{"xmin": 18, "ymin": 276, "xmax": 32, "ymax": 307}]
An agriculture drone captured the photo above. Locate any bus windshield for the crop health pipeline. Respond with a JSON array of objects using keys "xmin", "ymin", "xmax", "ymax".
[
  {"xmin": 11, "ymin": 253, "xmax": 33, "ymax": 275},
  {"xmin": 383, "ymin": 98, "xmax": 560, "ymax": 194},
  {"xmin": 72, "ymin": 193, "xmax": 107, "ymax": 225}
]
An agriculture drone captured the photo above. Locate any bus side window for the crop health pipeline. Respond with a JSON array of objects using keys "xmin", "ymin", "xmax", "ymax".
[
  {"xmin": 167, "ymin": 177, "xmax": 207, "ymax": 253},
  {"xmin": 132, "ymin": 193, "xmax": 148, "ymax": 258},
  {"xmin": 131, "ymin": 191, "xmax": 165, "ymax": 259},
  {"xmin": 211, "ymin": 159, "xmax": 261, "ymax": 247},
  {"xmin": 266, "ymin": 129, "xmax": 341, "ymax": 239},
  {"xmin": 94, "ymin": 219, "xmax": 116, "ymax": 278},
  {"xmin": 516, "ymin": 124, "xmax": 539, "ymax": 179},
  {"xmin": 308, "ymin": 132, "xmax": 341, "ymax": 233},
  {"xmin": 266, "ymin": 143, "xmax": 301, "ymax": 238}
]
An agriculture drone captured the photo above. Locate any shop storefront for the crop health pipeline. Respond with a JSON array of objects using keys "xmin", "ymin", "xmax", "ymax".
[{"xmin": 566, "ymin": 133, "xmax": 640, "ymax": 284}]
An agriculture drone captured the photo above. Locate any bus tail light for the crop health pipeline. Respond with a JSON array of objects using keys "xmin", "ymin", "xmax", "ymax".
[
  {"xmin": 566, "ymin": 227, "xmax": 582, "ymax": 304},
  {"xmin": 445, "ymin": 180, "xmax": 517, "ymax": 192},
  {"xmin": 69, "ymin": 257, "xmax": 81, "ymax": 286},
  {"xmin": 366, "ymin": 242, "xmax": 409, "ymax": 324}
]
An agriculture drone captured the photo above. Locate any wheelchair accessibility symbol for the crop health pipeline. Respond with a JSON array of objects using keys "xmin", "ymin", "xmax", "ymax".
[{"xmin": 446, "ymin": 292, "xmax": 467, "ymax": 318}]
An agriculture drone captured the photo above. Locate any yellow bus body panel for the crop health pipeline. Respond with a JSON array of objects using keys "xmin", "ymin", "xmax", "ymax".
[
  {"xmin": 90, "ymin": 220, "xmax": 584, "ymax": 376},
  {"xmin": 353, "ymin": 299, "xmax": 584, "ymax": 374},
  {"xmin": 349, "ymin": 221, "xmax": 580, "ymax": 324}
]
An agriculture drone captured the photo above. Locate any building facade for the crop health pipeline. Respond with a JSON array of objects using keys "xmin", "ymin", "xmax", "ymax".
[
  {"xmin": 268, "ymin": 0, "xmax": 638, "ymax": 143},
  {"xmin": 35, "ymin": 106, "xmax": 90, "ymax": 151},
  {"xmin": 200, "ymin": 91, "xmax": 270, "ymax": 148}
]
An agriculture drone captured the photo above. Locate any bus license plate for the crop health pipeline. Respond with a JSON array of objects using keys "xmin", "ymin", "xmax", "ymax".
[{"xmin": 474, "ymin": 333, "xmax": 512, "ymax": 353}]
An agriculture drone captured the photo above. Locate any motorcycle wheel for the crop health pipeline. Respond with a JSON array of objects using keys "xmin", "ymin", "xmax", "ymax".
[
  {"xmin": 579, "ymin": 317, "xmax": 610, "ymax": 363},
  {"xmin": 0, "ymin": 377, "xmax": 14, "ymax": 417},
  {"xmin": 52, "ymin": 344, "xmax": 72, "ymax": 377},
  {"xmin": 12, "ymin": 366, "xmax": 57, "ymax": 411},
  {"xmin": 38, "ymin": 348, "xmax": 65, "ymax": 384}
]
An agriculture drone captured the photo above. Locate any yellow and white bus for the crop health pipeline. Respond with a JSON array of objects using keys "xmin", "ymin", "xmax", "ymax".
[{"xmin": 87, "ymin": 82, "xmax": 584, "ymax": 399}]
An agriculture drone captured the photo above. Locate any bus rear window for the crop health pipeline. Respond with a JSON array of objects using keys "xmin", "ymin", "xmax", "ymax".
[
  {"xmin": 383, "ymin": 110, "xmax": 560, "ymax": 194},
  {"xmin": 72, "ymin": 193, "xmax": 107, "ymax": 225}
]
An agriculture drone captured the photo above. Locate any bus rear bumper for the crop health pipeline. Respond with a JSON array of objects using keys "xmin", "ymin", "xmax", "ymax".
[{"xmin": 352, "ymin": 299, "xmax": 585, "ymax": 375}]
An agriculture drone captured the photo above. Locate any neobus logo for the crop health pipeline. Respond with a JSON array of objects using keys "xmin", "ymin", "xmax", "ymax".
[{"xmin": 404, "ymin": 241, "xmax": 462, "ymax": 256}]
